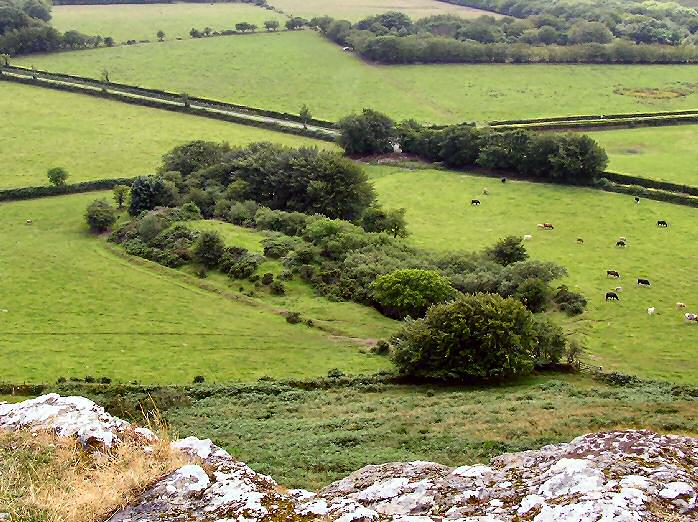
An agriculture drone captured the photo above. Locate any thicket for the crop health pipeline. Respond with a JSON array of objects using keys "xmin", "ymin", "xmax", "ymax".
[
  {"xmin": 0, "ymin": 0, "xmax": 111, "ymax": 55},
  {"xmin": 338, "ymin": 111, "xmax": 608, "ymax": 185},
  {"xmin": 314, "ymin": 7, "xmax": 698, "ymax": 64}
]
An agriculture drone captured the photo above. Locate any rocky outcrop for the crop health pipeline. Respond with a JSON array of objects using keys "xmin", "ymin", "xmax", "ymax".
[{"xmin": 2, "ymin": 394, "xmax": 697, "ymax": 521}]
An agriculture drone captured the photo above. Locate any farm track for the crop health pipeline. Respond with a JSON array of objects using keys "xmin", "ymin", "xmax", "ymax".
[{"xmin": 0, "ymin": 66, "xmax": 339, "ymax": 140}]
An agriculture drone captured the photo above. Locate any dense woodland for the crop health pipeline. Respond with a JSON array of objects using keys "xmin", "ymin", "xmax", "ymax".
[{"xmin": 315, "ymin": 4, "xmax": 698, "ymax": 63}]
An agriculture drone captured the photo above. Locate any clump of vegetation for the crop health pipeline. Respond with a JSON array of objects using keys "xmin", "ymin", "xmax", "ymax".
[
  {"xmin": 192, "ymin": 230, "xmax": 224, "ymax": 268},
  {"xmin": 370, "ymin": 268, "xmax": 455, "ymax": 319},
  {"xmin": 84, "ymin": 199, "xmax": 117, "ymax": 232},
  {"xmin": 47, "ymin": 166, "xmax": 69, "ymax": 187}
]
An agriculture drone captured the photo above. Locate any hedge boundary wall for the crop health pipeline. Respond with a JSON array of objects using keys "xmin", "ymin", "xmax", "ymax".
[
  {"xmin": 0, "ymin": 73, "xmax": 337, "ymax": 141},
  {"xmin": 490, "ymin": 115, "xmax": 698, "ymax": 132},
  {"xmin": 603, "ymin": 171, "xmax": 698, "ymax": 197},
  {"xmin": 2, "ymin": 65, "xmax": 336, "ymax": 130},
  {"xmin": 489, "ymin": 109, "xmax": 698, "ymax": 126},
  {"xmin": 0, "ymin": 177, "xmax": 136, "ymax": 202}
]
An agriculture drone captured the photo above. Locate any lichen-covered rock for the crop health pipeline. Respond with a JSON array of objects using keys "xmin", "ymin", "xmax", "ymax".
[{"xmin": 2, "ymin": 395, "xmax": 697, "ymax": 521}]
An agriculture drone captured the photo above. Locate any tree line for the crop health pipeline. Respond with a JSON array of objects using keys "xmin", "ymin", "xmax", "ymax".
[
  {"xmin": 313, "ymin": 10, "xmax": 698, "ymax": 64},
  {"xmin": 0, "ymin": 0, "xmax": 112, "ymax": 55}
]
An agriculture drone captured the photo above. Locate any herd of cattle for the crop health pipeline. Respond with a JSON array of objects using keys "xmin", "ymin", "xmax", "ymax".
[{"xmin": 472, "ymin": 188, "xmax": 696, "ymax": 324}]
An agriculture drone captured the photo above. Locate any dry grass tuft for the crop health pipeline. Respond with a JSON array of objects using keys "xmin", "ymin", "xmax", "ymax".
[{"xmin": 0, "ymin": 421, "xmax": 188, "ymax": 522}]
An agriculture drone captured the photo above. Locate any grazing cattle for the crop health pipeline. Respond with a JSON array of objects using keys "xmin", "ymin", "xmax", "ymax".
[
  {"xmin": 607, "ymin": 270, "xmax": 620, "ymax": 278},
  {"xmin": 637, "ymin": 278, "xmax": 651, "ymax": 287},
  {"xmin": 523, "ymin": 234, "xmax": 533, "ymax": 241},
  {"xmin": 657, "ymin": 220, "xmax": 668, "ymax": 227},
  {"xmin": 647, "ymin": 307, "xmax": 656, "ymax": 315},
  {"xmin": 616, "ymin": 240, "xmax": 626, "ymax": 247},
  {"xmin": 634, "ymin": 197, "xmax": 640, "ymax": 204},
  {"xmin": 483, "ymin": 188, "xmax": 489, "ymax": 195},
  {"xmin": 543, "ymin": 223, "xmax": 554, "ymax": 230},
  {"xmin": 676, "ymin": 302, "xmax": 687, "ymax": 309},
  {"xmin": 606, "ymin": 292, "xmax": 619, "ymax": 301},
  {"xmin": 342, "ymin": 46, "xmax": 354, "ymax": 52},
  {"xmin": 685, "ymin": 313, "xmax": 698, "ymax": 322},
  {"xmin": 577, "ymin": 238, "xmax": 584, "ymax": 244},
  {"xmin": 471, "ymin": 199, "xmax": 481, "ymax": 206},
  {"xmin": 501, "ymin": 177, "xmax": 506, "ymax": 183},
  {"xmin": 619, "ymin": 236, "xmax": 626, "ymax": 242},
  {"xmin": 615, "ymin": 286, "xmax": 623, "ymax": 293},
  {"xmin": 536, "ymin": 223, "xmax": 545, "ymax": 229},
  {"xmin": 25, "ymin": 219, "xmax": 32, "ymax": 225}
]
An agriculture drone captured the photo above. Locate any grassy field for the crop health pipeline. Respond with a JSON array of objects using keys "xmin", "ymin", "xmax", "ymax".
[
  {"xmin": 0, "ymin": 82, "xmax": 332, "ymax": 190},
  {"xmin": 588, "ymin": 125, "xmax": 698, "ymax": 186},
  {"xmin": 0, "ymin": 193, "xmax": 390, "ymax": 384},
  {"xmin": 369, "ymin": 163, "xmax": 698, "ymax": 384},
  {"xmin": 16, "ymin": 31, "xmax": 698, "ymax": 124},
  {"xmin": 52, "ymin": 3, "xmax": 286, "ymax": 42},
  {"xmin": 165, "ymin": 374, "xmax": 698, "ymax": 489},
  {"xmin": 272, "ymin": 0, "xmax": 499, "ymax": 21}
]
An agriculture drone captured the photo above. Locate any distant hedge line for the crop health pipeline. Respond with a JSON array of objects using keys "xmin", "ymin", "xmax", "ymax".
[
  {"xmin": 3, "ymin": 65, "xmax": 336, "ymax": 129},
  {"xmin": 493, "ymin": 115, "xmax": 698, "ymax": 132},
  {"xmin": 603, "ymin": 172, "xmax": 698, "ymax": 197},
  {"xmin": 490, "ymin": 109, "xmax": 698, "ymax": 126},
  {"xmin": 0, "ymin": 74, "xmax": 336, "ymax": 141},
  {"xmin": 0, "ymin": 177, "xmax": 135, "ymax": 202},
  {"xmin": 600, "ymin": 182, "xmax": 698, "ymax": 208}
]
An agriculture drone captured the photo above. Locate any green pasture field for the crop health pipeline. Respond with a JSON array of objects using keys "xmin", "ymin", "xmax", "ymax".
[
  {"xmin": 16, "ymin": 31, "xmax": 698, "ymax": 124},
  {"xmin": 52, "ymin": 3, "xmax": 286, "ymax": 42},
  {"xmin": 588, "ymin": 124, "xmax": 698, "ymax": 186},
  {"xmin": 271, "ymin": 0, "xmax": 499, "ymax": 21},
  {"xmin": 0, "ymin": 82, "xmax": 331, "ymax": 190},
  {"xmin": 369, "ymin": 164, "xmax": 698, "ymax": 384},
  {"xmin": 0, "ymin": 193, "xmax": 390, "ymax": 384},
  {"xmin": 166, "ymin": 374, "xmax": 698, "ymax": 489}
]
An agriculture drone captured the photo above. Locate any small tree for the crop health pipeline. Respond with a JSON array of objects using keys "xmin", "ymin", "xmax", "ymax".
[
  {"xmin": 391, "ymin": 293, "xmax": 538, "ymax": 381},
  {"xmin": 486, "ymin": 235, "xmax": 528, "ymax": 266},
  {"xmin": 156, "ymin": 30, "xmax": 165, "ymax": 41},
  {"xmin": 370, "ymin": 269, "xmax": 455, "ymax": 319},
  {"xmin": 299, "ymin": 104, "xmax": 311, "ymax": 128},
  {"xmin": 47, "ymin": 167, "xmax": 69, "ymax": 187},
  {"xmin": 85, "ymin": 199, "xmax": 117, "ymax": 232},
  {"xmin": 128, "ymin": 176, "xmax": 176, "ymax": 216},
  {"xmin": 112, "ymin": 184, "xmax": 130, "ymax": 209},
  {"xmin": 515, "ymin": 278, "xmax": 551, "ymax": 313},
  {"xmin": 264, "ymin": 20, "xmax": 280, "ymax": 31},
  {"xmin": 285, "ymin": 17, "xmax": 307, "ymax": 30},
  {"xmin": 193, "ymin": 230, "xmax": 225, "ymax": 268}
]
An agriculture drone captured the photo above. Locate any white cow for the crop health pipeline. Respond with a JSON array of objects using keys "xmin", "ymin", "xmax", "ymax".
[
  {"xmin": 523, "ymin": 234, "xmax": 533, "ymax": 241},
  {"xmin": 676, "ymin": 302, "xmax": 687, "ymax": 309},
  {"xmin": 684, "ymin": 312, "xmax": 698, "ymax": 322},
  {"xmin": 647, "ymin": 307, "xmax": 656, "ymax": 316}
]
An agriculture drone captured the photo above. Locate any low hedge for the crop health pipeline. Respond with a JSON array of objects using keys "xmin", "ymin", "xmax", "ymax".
[
  {"xmin": 600, "ymin": 181, "xmax": 698, "ymax": 208},
  {"xmin": 489, "ymin": 108, "xmax": 698, "ymax": 126},
  {"xmin": 0, "ymin": 74, "xmax": 336, "ymax": 141},
  {"xmin": 603, "ymin": 171, "xmax": 698, "ymax": 197},
  {"xmin": 493, "ymin": 114, "xmax": 698, "ymax": 132},
  {"xmin": 3, "ymin": 65, "xmax": 336, "ymax": 129},
  {"xmin": 0, "ymin": 177, "xmax": 136, "ymax": 202}
]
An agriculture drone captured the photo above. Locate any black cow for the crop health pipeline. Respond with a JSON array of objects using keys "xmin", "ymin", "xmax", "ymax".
[
  {"xmin": 471, "ymin": 199, "xmax": 481, "ymax": 206},
  {"xmin": 501, "ymin": 177, "xmax": 506, "ymax": 183},
  {"xmin": 616, "ymin": 240, "xmax": 626, "ymax": 247},
  {"xmin": 607, "ymin": 270, "xmax": 620, "ymax": 278},
  {"xmin": 577, "ymin": 238, "xmax": 584, "ymax": 244},
  {"xmin": 634, "ymin": 197, "xmax": 640, "ymax": 203},
  {"xmin": 606, "ymin": 292, "xmax": 619, "ymax": 301},
  {"xmin": 637, "ymin": 278, "xmax": 651, "ymax": 287},
  {"xmin": 657, "ymin": 220, "xmax": 668, "ymax": 227}
]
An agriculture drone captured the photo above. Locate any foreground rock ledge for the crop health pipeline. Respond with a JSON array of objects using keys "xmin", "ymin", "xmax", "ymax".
[{"xmin": 2, "ymin": 394, "xmax": 697, "ymax": 521}]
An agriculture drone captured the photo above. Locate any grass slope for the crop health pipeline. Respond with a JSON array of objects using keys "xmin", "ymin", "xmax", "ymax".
[
  {"xmin": 52, "ymin": 3, "xmax": 286, "ymax": 42},
  {"xmin": 16, "ymin": 31, "xmax": 698, "ymax": 124},
  {"xmin": 0, "ymin": 193, "xmax": 389, "ymax": 384},
  {"xmin": 165, "ymin": 374, "xmax": 698, "ymax": 489},
  {"xmin": 369, "ymin": 164, "xmax": 698, "ymax": 384},
  {"xmin": 589, "ymin": 125, "xmax": 698, "ymax": 186},
  {"xmin": 0, "ymin": 82, "xmax": 332, "ymax": 190},
  {"xmin": 271, "ymin": 0, "xmax": 499, "ymax": 21}
]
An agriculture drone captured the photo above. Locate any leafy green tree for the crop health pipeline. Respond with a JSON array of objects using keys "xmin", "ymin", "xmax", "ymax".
[
  {"xmin": 370, "ymin": 268, "xmax": 455, "ymax": 319},
  {"xmin": 235, "ymin": 22, "xmax": 255, "ymax": 33},
  {"xmin": 160, "ymin": 140, "xmax": 230, "ymax": 177},
  {"xmin": 156, "ymin": 29, "xmax": 165, "ymax": 41},
  {"xmin": 264, "ymin": 20, "xmax": 279, "ymax": 31},
  {"xmin": 84, "ymin": 199, "xmax": 117, "ymax": 232},
  {"xmin": 193, "ymin": 230, "xmax": 225, "ymax": 268},
  {"xmin": 549, "ymin": 134, "xmax": 608, "ymax": 183},
  {"xmin": 46, "ymin": 167, "xmax": 68, "ymax": 186},
  {"xmin": 299, "ymin": 104, "xmax": 311, "ymax": 128},
  {"xmin": 438, "ymin": 124, "xmax": 480, "ymax": 168},
  {"xmin": 531, "ymin": 316, "xmax": 567, "ymax": 365},
  {"xmin": 128, "ymin": 176, "xmax": 175, "ymax": 216},
  {"xmin": 361, "ymin": 207, "xmax": 408, "ymax": 238},
  {"xmin": 568, "ymin": 21, "xmax": 613, "ymax": 44},
  {"xmin": 391, "ymin": 293, "xmax": 538, "ymax": 380},
  {"xmin": 310, "ymin": 15, "xmax": 333, "ymax": 33},
  {"xmin": 486, "ymin": 235, "xmax": 528, "ymax": 266},
  {"xmin": 337, "ymin": 108, "xmax": 396, "ymax": 156},
  {"xmin": 112, "ymin": 184, "xmax": 130, "ymax": 209},
  {"xmin": 515, "ymin": 277, "xmax": 551, "ymax": 313},
  {"xmin": 285, "ymin": 17, "xmax": 307, "ymax": 30}
]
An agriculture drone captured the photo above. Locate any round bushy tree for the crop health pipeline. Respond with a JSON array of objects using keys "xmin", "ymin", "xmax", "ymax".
[
  {"xmin": 47, "ymin": 167, "xmax": 69, "ymax": 187},
  {"xmin": 370, "ymin": 268, "xmax": 455, "ymax": 319},
  {"xmin": 486, "ymin": 235, "xmax": 529, "ymax": 266},
  {"xmin": 337, "ymin": 108, "xmax": 396, "ymax": 156},
  {"xmin": 128, "ymin": 176, "xmax": 176, "ymax": 216},
  {"xmin": 391, "ymin": 293, "xmax": 537, "ymax": 380},
  {"xmin": 85, "ymin": 199, "xmax": 117, "ymax": 232},
  {"xmin": 192, "ymin": 230, "xmax": 225, "ymax": 268}
]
